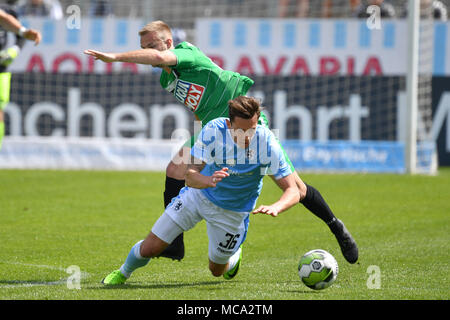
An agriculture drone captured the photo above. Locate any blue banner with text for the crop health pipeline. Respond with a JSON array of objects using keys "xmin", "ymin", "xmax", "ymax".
[{"xmin": 283, "ymin": 140, "xmax": 405, "ymax": 173}]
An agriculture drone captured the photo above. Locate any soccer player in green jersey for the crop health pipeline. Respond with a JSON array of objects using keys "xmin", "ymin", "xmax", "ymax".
[
  {"xmin": 84, "ymin": 20, "xmax": 358, "ymax": 264},
  {"xmin": 0, "ymin": 6, "xmax": 41, "ymax": 150}
]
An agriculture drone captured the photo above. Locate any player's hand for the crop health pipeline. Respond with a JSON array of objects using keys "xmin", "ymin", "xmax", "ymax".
[
  {"xmin": 84, "ymin": 49, "xmax": 117, "ymax": 63},
  {"xmin": 252, "ymin": 205, "xmax": 279, "ymax": 217},
  {"xmin": 23, "ymin": 29, "xmax": 41, "ymax": 45},
  {"xmin": 209, "ymin": 167, "xmax": 229, "ymax": 187}
]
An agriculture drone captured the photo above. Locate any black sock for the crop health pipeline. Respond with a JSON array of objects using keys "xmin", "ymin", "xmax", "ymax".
[
  {"xmin": 162, "ymin": 177, "xmax": 185, "ymax": 253},
  {"xmin": 164, "ymin": 177, "xmax": 186, "ymax": 208},
  {"xmin": 300, "ymin": 184, "xmax": 337, "ymax": 229}
]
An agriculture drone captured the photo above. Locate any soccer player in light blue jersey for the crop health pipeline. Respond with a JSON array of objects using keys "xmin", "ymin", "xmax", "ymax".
[
  {"xmin": 102, "ymin": 96, "xmax": 300, "ymax": 284},
  {"xmin": 86, "ymin": 20, "xmax": 358, "ymax": 265}
]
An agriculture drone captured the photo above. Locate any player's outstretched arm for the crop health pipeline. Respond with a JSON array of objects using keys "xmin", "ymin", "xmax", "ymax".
[
  {"xmin": 83, "ymin": 48, "xmax": 177, "ymax": 67},
  {"xmin": 252, "ymin": 173, "xmax": 300, "ymax": 217},
  {"xmin": 185, "ymin": 156, "xmax": 229, "ymax": 189},
  {"xmin": 0, "ymin": 9, "xmax": 41, "ymax": 45}
]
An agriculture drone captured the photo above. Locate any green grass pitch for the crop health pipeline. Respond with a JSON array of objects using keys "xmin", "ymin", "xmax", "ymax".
[{"xmin": 0, "ymin": 169, "xmax": 448, "ymax": 300}]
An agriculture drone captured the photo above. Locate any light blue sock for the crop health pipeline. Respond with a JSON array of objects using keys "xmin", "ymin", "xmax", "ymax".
[{"xmin": 119, "ymin": 240, "xmax": 150, "ymax": 278}]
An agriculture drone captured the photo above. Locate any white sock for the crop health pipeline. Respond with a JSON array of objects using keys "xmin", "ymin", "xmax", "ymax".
[{"xmin": 226, "ymin": 247, "xmax": 242, "ymax": 272}]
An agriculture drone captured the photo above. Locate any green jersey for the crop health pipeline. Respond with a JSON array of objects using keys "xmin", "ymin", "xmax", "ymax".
[{"xmin": 159, "ymin": 42, "xmax": 254, "ymax": 125}]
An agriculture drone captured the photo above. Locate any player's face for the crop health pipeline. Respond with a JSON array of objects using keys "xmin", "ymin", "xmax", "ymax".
[
  {"xmin": 229, "ymin": 114, "xmax": 259, "ymax": 149},
  {"xmin": 140, "ymin": 32, "xmax": 171, "ymax": 51}
]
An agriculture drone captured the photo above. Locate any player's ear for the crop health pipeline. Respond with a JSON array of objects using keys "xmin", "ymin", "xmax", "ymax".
[{"xmin": 166, "ymin": 38, "xmax": 173, "ymax": 49}]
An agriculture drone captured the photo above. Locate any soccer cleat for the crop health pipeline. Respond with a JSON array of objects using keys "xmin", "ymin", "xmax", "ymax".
[
  {"xmin": 101, "ymin": 270, "xmax": 127, "ymax": 285},
  {"xmin": 157, "ymin": 233, "xmax": 185, "ymax": 261},
  {"xmin": 330, "ymin": 219, "xmax": 358, "ymax": 264},
  {"xmin": 223, "ymin": 246, "xmax": 243, "ymax": 280}
]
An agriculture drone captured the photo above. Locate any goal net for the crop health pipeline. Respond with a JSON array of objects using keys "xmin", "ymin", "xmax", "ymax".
[{"xmin": 1, "ymin": 0, "xmax": 445, "ymax": 173}]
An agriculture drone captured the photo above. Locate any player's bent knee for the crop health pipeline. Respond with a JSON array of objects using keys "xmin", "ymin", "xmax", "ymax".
[
  {"xmin": 150, "ymin": 212, "xmax": 184, "ymax": 256},
  {"xmin": 299, "ymin": 185, "xmax": 307, "ymax": 200},
  {"xmin": 166, "ymin": 161, "xmax": 186, "ymax": 180},
  {"xmin": 295, "ymin": 175, "xmax": 307, "ymax": 200},
  {"xmin": 166, "ymin": 147, "xmax": 190, "ymax": 179},
  {"xmin": 165, "ymin": 161, "xmax": 176, "ymax": 177}
]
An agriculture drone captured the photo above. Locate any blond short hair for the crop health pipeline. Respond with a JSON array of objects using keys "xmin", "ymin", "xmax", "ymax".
[{"xmin": 139, "ymin": 20, "xmax": 172, "ymax": 40}]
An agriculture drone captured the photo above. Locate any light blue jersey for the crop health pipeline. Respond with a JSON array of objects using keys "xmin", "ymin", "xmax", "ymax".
[{"xmin": 191, "ymin": 117, "xmax": 292, "ymax": 212}]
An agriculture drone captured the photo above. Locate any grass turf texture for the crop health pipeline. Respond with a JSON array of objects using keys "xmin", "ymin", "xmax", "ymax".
[{"xmin": 0, "ymin": 169, "xmax": 448, "ymax": 300}]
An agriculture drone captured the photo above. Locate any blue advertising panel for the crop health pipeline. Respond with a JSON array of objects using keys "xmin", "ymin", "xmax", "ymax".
[{"xmin": 283, "ymin": 140, "xmax": 405, "ymax": 173}]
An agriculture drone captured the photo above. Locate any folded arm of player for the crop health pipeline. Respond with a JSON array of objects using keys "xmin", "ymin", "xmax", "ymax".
[
  {"xmin": 185, "ymin": 156, "xmax": 229, "ymax": 189},
  {"xmin": 83, "ymin": 48, "xmax": 177, "ymax": 68},
  {"xmin": 252, "ymin": 173, "xmax": 300, "ymax": 217}
]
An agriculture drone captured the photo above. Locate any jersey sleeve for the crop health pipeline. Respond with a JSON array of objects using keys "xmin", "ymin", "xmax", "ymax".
[
  {"xmin": 171, "ymin": 47, "xmax": 196, "ymax": 70},
  {"xmin": 190, "ymin": 121, "xmax": 217, "ymax": 164}
]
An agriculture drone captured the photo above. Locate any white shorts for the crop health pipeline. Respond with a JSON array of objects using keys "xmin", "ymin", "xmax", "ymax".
[{"xmin": 152, "ymin": 187, "xmax": 249, "ymax": 264}]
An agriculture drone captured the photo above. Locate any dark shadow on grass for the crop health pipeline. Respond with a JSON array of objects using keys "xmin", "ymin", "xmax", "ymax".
[
  {"xmin": 0, "ymin": 279, "xmax": 66, "ymax": 286},
  {"xmin": 86, "ymin": 280, "xmax": 227, "ymax": 290},
  {"xmin": 280, "ymin": 289, "xmax": 322, "ymax": 294},
  {"xmin": 275, "ymin": 281, "xmax": 323, "ymax": 294}
]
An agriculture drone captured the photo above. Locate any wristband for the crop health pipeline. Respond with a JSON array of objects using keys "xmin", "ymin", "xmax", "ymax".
[{"xmin": 17, "ymin": 26, "xmax": 27, "ymax": 37}]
